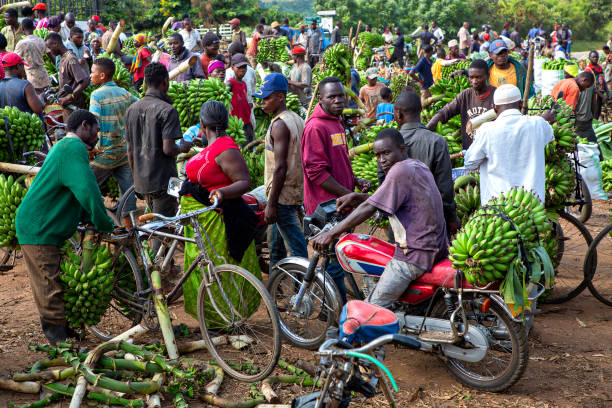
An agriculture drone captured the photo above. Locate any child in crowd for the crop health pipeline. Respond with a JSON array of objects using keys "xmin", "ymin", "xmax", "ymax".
[
  {"xmin": 376, "ymin": 87, "xmax": 394, "ymax": 123},
  {"xmin": 226, "ymin": 53, "xmax": 254, "ymax": 144},
  {"xmin": 207, "ymin": 59, "xmax": 226, "ymax": 82}
]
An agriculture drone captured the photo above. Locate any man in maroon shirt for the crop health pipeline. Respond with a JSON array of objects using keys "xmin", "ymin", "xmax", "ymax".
[
  {"xmin": 301, "ymin": 76, "xmax": 370, "ymax": 303},
  {"xmin": 313, "ymin": 128, "xmax": 448, "ymax": 308}
]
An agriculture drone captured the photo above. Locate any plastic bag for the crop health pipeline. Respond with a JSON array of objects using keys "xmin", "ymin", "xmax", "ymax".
[
  {"xmin": 541, "ymin": 69, "xmax": 564, "ymax": 96},
  {"xmin": 577, "ymin": 143, "xmax": 607, "ymax": 200}
]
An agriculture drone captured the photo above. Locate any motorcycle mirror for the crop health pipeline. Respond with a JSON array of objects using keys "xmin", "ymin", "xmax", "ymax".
[{"xmin": 167, "ymin": 177, "xmax": 183, "ymax": 198}]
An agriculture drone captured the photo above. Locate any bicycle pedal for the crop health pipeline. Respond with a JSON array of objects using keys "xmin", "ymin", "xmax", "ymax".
[{"xmin": 418, "ymin": 330, "xmax": 457, "ymax": 344}]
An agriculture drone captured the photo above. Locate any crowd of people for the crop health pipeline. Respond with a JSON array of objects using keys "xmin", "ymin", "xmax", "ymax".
[{"xmin": 0, "ymin": 6, "xmax": 610, "ymax": 345}]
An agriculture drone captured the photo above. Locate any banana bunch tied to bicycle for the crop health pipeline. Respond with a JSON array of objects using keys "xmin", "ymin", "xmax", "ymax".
[
  {"xmin": 453, "ymin": 174, "xmax": 481, "ymax": 224},
  {"xmin": 449, "ymin": 187, "xmax": 554, "ymax": 307},
  {"xmin": 0, "ymin": 174, "xmax": 27, "ymax": 249},
  {"xmin": 60, "ymin": 243, "xmax": 114, "ymax": 328},
  {"xmin": 0, "ymin": 106, "xmax": 46, "ymax": 163}
]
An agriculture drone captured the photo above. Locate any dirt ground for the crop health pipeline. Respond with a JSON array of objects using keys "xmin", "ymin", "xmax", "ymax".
[{"xmin": 1, "ymin": 203, "xmax": 612, "ymax": 408}]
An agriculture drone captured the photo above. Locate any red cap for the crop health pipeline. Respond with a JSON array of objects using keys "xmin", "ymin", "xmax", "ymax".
[
  {"xmin": 554, "ymin": 24, "xmax": 559, "ymax": 29},
  {"xmin": 292, "ymin": 46, "xmax": 306, "ymax": 55},
  {"xmin": 2, "ymin": 53, "xmax": 29, "ymax": 67},
  {"xmin": 32, "ymin": 3, "xmax": 46, "ymax": 10},
  {"xmin": 92, "ymin": 15, "xmax": 100, "ymax": 22},
  {"xmin": 228, "ymin": 18, "xmax": 240, "ymax": 25},
  {"xmin": 503, "ymin": 23, "xmax": 509, "ymax": 28},
  {"xmin": 483, "ymin": 33, "xmax": 490, "ymax": 41}
]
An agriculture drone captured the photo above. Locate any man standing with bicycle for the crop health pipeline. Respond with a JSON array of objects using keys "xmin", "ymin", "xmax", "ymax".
[
  {"xmin": 89, "ymin": 57, "xmax": 138, "ymax": 228},
  {"xmin": 125, "ymin": 62, "xmax": 192, "ymax": 219},
  {"xmin": 16, "ymin": 110, "xmax": 115, "ymax": 345}
]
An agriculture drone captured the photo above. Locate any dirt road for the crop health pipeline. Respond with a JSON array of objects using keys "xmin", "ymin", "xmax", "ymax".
[{"xmin": 1, "ymin": 204, "xmax": 611, "ymax": 407}]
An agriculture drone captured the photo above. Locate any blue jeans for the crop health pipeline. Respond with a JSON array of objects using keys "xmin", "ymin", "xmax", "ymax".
[
  {"xmin": 91, "ymin": 163, "xmax": 137, "ymax": 215},
  {"xmin": 326, "ymin": 261, "xmax": 347, "ymax": 305},
  {"xmin": 268, "ymin": 204, "xmax": 308, "ymax": 272}
]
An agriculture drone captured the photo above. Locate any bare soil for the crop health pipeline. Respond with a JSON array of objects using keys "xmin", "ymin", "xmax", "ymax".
[{"xmin": 1, "ymin": 203, "xmax": 611, "ymax": 407}]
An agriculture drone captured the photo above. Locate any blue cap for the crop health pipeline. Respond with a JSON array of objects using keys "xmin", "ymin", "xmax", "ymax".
[
  {"xmin": 253, "ymin": 73, "xmax": 288, "ymax": 99},
  {"xmin": 489, "ymin": 39, "xmax": 508, "ymax": 54}
]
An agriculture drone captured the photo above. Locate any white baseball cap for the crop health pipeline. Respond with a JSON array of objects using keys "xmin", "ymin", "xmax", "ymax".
[
  {"xmin": 493, "ymin": 84, "xmax": 522, "ymax": 105},
  {"xmin": 447, "ymin": 39, "xmax": 458, "ymax": 48}
]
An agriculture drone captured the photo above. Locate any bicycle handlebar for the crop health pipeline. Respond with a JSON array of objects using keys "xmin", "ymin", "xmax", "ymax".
[{"xmin": 317, "ymin": 333, "xmax": 421, "ymax": 357}]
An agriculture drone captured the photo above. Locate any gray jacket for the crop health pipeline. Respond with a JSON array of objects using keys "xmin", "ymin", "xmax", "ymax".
[{"xmin": 378, "ymin": 122, "xmax": 457, "ymax": 223}]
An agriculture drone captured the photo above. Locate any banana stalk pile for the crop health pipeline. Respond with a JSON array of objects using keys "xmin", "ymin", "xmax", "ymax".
[
  {"xmin": 449, "ymin": 187, "xmax": 554, "ymax": 307},
  {"xmin": 256, "ymin": 37, "xmax": 290, "ymax": 64},
  {"xmin": 167, "ymin": 78, "xmax": 232, "ymax": 129},
  {"xmin": 0, "ymin": 106, "xmax": 46, "ymax": 163},
  {"xmin": 440, "ymin": 59, "xmax": 470, "ymax": 79},
  {"xmin": 0, "ymin": 174, "xmax": 27, "ymax": 249},
  {"xmin": 528, "ymin": 95, "xmax": 577, "ymax": 210},
  {"xmin": 60, "ymin": 243, "xmax": 114, "ymax": 328},
  {"xmin": 355, "ymin": 32, "xmax": 385, "ymax": 71}
]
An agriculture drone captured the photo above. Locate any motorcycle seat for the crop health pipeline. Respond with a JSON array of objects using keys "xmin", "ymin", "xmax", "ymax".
[
  {"xmin": 414, "ymin": 258, "xmax": 458, "ymax": 288},
  {"xmin": 339, "ymin": 300, "xmax": 399, "ymax": 344}
]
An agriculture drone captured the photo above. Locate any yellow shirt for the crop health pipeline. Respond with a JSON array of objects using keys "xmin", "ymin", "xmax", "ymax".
[
  {"xmin": 489, "ymin": 64, "xmax": 517, "ymax": 88},
  {"xmin": 1, "ymin": 26, "xmax": 24, "ymax": 52},
  {"xmin": 431, "ymin": 59, "xmax": 443, "ymax": 82}
]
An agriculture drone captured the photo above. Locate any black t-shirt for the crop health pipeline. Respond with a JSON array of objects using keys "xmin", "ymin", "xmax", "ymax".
[
  {"xmin": 125, "ymin": 89, "xmax": 183, "ymax": 194},
  {"xmin": 413, "ymin": 31, "xmax": 437, "ymax": 45}
]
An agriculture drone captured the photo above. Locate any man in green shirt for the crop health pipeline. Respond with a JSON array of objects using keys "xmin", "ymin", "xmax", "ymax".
[{"xmin": 16, "ymin": 109, "xmax": 114, "ymax": 344}]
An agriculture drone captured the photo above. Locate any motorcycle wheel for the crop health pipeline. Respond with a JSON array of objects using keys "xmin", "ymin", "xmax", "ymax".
[
  {"xmin": 431, "ymin": 294, "xmax": 529, "ymax": 392},
  {"xmin": 268, "ymin": 261, "xmax": 342, "ymax": 350}
]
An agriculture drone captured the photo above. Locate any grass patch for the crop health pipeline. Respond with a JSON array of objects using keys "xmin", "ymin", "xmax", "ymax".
[{"xmin": 572, "ymin": 40, "xmax": 607, "ymax": 53}]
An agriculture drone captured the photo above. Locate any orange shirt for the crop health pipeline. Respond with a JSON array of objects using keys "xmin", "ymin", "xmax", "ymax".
[{"xmin": 551, "ymin": 78, "xmax": 580, "ymax": 110}]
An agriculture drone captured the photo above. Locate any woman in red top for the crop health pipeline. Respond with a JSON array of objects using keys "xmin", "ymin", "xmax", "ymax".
[
  {"xmin": 130, "ymin": 34, "xmax": 152, "ymax": 91},
  {"xmin": 185, "ymin": 101, "xmax": 250, "ymax": 203}
]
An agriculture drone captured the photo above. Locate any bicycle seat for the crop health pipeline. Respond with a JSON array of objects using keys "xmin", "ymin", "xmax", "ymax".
[{"xmin": 339, "ymin": 300, "xmax": 399, "ymax": 344}]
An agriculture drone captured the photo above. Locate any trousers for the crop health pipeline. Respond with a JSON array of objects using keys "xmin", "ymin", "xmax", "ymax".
[
  {"xmin": 367, "ymin": 258, "xmax": 425, "ymax": 309},
  {"xmin": 268, "ymin": 204, "xmax": 308, "ymax": 272},
  {"xmin": 21, "ymin": 244, "xmax": 65, "ymax": 325},
  {"xmin": 91, "ymin": 163, "xmax": 137, "ymax": 215}
]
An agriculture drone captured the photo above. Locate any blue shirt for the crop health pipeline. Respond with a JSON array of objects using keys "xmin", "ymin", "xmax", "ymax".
[
  {"xmin": 376, "ymin": 103, "xmax": 394, "ymax": 123},
  {"xmin": 413, "ymin": 57, "xmax": 433, "ymax": 89},
  {"xmin": 528, "ymin": 28, "xmax": 538, "ymax": 39}
]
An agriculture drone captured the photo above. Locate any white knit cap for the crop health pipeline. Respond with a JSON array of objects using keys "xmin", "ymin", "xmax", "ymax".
[{"xmin": 493, "ymin": 84, "xmax": 522, "ymax": 105}]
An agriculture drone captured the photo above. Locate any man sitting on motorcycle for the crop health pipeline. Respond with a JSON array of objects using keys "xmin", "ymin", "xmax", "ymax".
[{"xmin": 312, "ymin": 128, "xmax": 449, "ymax": 308}]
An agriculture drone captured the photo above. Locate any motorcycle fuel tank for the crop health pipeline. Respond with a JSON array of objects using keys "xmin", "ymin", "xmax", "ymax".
[{"xmin": 336, "ymin": 233, "xmax": 395, "ymax": 276}]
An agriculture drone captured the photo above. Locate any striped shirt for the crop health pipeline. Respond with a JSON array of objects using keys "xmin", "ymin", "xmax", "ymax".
[{"xmin": 90, "ymin": 81, "xmax": 138, "ymax": 169}]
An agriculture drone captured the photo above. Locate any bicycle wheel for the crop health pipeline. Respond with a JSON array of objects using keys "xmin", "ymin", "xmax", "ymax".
[
  {"xmin": 197, "ymin": 264, "xmax": 281, "ymax": 382},
  {"xmin": 88, "ymin": 246, "xmax": 145, "ymax": 340},
  {"xmin": 540, "ymin": 212, "xmax": 592, "ymax": 304},
  {"xmin": 268, "ymin": 260, "xmax": 342, "ymax": 350},
  {"xmin": 584, "ymin": 223, "xmax": 611, "ymax": 306},
  {"xmin": 565, "ymin": 175, "xmax": 592, "ymax": 224}
]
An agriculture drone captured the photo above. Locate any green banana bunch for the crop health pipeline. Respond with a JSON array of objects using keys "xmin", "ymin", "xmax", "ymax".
[
  {"xmin": 528, "ymin": 95, "xmax": 576, "ymax": 158},
  {"xmin": 242, "ymin": 142, "xmax": 265, "ymax": 187},
  {"xmin": 0, "ymin": 174, "xmax": 27, "ymax": 249},
  {"xmin": 322, "ymin": 44, "xmax": 353, "ymax": 81},
  {"xmin": 543, "ymin": 59, "xmax": 572, "ymax": 70},
  {"xmin": 361, "ymin": 122, "xmax": 398, "ymax": 143},
  {"xmin": 256, "ymin": 38, "xmax": 290, "ymax": 64},
  {"xmin": 454, "ymin": 183, "xmax": 480, "ymax": 224},
  {"xmin": 286, "ymin": 92, "xmax": 302, "ymax": 115},
  {"xmin": 34, "ymin": 28, "xmax": 50, "ymax": 39},
  {"xmin": 351, "ymin": 151, "xmax": 380, "ymax": 190},
  {"xmin": 122, "ymin": 36, "xmax": 137, "ymax": 56},
  {"xmin": 545, "ymin": 154, "xmax": 575, "ymax": 210},
  {"xmin": 601, "ymin": 159, "xmax": 612, "ymax": 192},
  {"xmin": 167, "ymin": 78, "xmax": 232, "ymax": 129},
  {"xmin": 440, "ymin": 59, "xmax": 470, "ymax": 79},
  {"xmin": 389, "ymin": 72, "xmax": 419, "ymax": 102},
  {"xmin": 355, "ymin": 32, "xmax": 385, "ymax": 71},
  {"xmin": 99, "ymin": 176, "xmax": 120, "ymax": 200},
  {"xmin": 0, "ymin": 106, "xmax": 45, "ymax": 164},
  {"xmin": 43, "ymin": 53, "xmax": 57, "ymax": 76},
  {"xmin": 227, "ymin": 115, "xmax": 246, "ymax": 145},
  {"xmin": 59, "ymin": 243, "xmax": 114, "ymax": 328},
  {"xmin": 449, "ymin": 186, "xmax": 552, "ymax": 287}
]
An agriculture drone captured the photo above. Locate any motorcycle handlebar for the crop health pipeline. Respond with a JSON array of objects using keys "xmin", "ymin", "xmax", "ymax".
[{"xmin": 317, "ymin": 333, "xmax": 421, "ymax": 357}]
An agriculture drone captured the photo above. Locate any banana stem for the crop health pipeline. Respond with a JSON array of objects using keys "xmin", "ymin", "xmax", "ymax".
[
  {"xmin": 277, "ymin": 359, "xmax": 310, "ymax": 378},
  {"xmin": 0, "ymin": 378, "xmax": 40, "ymax": 393},
  {"xmin": 151, "ymin": 270, "xmax": 179, "ymax": 359},
  {"xmin": 199, "ymin": 394, "xmax": 266, "ymax": 408},
  {"xmin": 44, "ymin": 382, "xmax": 145, "ymax": 407}
]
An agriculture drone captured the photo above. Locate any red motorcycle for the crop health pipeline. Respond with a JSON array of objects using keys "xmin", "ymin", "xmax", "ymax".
[{"xmin": 268, "ymin": 199, "xmax": 542, "ymax": 392}]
